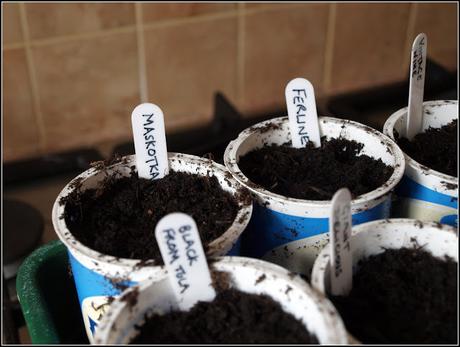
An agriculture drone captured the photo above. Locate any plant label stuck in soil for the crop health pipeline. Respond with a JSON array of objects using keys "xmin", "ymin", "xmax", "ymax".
[
  {"xmin": 406, "ymin": 33, "xmax": 427, "ymax": 139},
  {"xmin": 131, "ymin": 103, "xmax": 169, "ymax": 180},
  {"xmin": 155, "ymin": 212, "xmax": 216, "ymax": 310},
  {"xmin": 330, "ymin": 188, "xmax": 353, "ymax": 296},
  {"xmin": 285, "ymin": 77, "xmax": 321, "ymax": 148}
]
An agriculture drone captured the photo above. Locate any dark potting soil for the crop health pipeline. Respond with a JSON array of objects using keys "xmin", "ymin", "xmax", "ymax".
[
  {"xmin": 130, "ymin": 288, "xmax": 318, "ymax": 344},
  {"xmin": 62, "ymin": 170, "xmax": 240, "ymax": 263},
  {"xmin": 396, "ymin": 120, "xmax": 457, "ymax": 177},
  {"xmin": 329, "ymin": 247, "xmax": 457, "ymax": 344},
  {"xmin": 238, "ymin": 138, "xmax": 394, "ymax": 200}
]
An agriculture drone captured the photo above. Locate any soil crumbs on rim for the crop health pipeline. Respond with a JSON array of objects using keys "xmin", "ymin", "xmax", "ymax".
[
  {"xmin": 61, "ymin": 170, "xmax": 239, "ymax": 263},
  {"xmin": 130, "ymin": 288, "xmax": 318, "ymax": 344},
  {"xmin": 396, "ymin": 119, "xmax": 457, "ymax": 177}
]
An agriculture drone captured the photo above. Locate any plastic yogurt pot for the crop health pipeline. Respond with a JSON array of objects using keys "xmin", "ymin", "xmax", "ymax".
[
  {"xmin": 94, "ymin": 256, "xmax": 348, "ymax": 344},
  {"xmin": 383, "ymin": 100, "xmax": 458, "ymax": 226},
  {"xmin": 224, "ymin": 116, "xmax": 405, "ymax": 276},
  {"xmin": 311, "ymin": 218, "xmax": 458, "ymax": 343},
  {"xmin": 52, "ymin": 153, "xmax": 253, "ymax": 342}
]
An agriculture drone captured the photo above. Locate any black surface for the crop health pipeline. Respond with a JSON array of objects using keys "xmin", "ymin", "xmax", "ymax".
[
  {"xmin": 4, "ymin": 199, "xmax": 44, "ymax": 263},
  {"xmin": 4, "ymin": 148, "xmax": 103, "ymax": 186},
  {"xmin": 3, "ymin": 277, "xmax": 20, "ymax": 344},
  {"xmin": 324, "ymin": 59, "xmax": 457, "ymax": 130},
  {"xmin": 112, "ymin": 92, "xmax": 287, "ymax": 164}
]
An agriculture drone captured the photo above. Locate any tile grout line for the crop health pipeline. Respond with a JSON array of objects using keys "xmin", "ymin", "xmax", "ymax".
[
  {"xmin": 237, "ymin": 3, "xmax": 246, "ymax": 107},
  {"xmin": 402, "ymin": 3, "xmax": 419, "ymax": 73},
  {"xmin": 18, "ymin": 3, "xmax": 47, "ymax": 152},
  {"xmin": 2, "ymin": 42, "xmax": 26, "ymax": 50},
  {"xmin": 3, "ymin": 4, "xmax": 312, "ymax": 52},
  {"xmin": 135, "ymin": 3, "xmax": 148, "ymax": 103},
  {"xmin": 28, "ymin": 25, "xmax": 137, "ymax": 48},
  {"xmin": 142, "ymin": 9, "xmax": 239, "ymax": 31},
  {"xmin": 19, "ymin": 10, "xmax": 240, "ymax": 50},
  {"xmin": 243, "ymin": 3, "xmax": 311, "ymax": 15},
  {"xmin": 323, "ymin": 3, "xmax": 337, "ymax": 94}
]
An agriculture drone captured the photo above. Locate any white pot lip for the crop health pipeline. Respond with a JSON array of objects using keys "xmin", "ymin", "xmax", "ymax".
[
  {"xmin": 311, "ymin": 218, "xmax": 458, "ymax": 291},
  {"xmin": 52, "ymin": 153, "xmax": 253, "ymax": 269},
  {"xmin": 94, "ymin": 256, "xmax": 349, "ymax": 345},
  {"xmin": 383, "ymin": 100, "xmax": 458, "ymax": 184},
  {"xmin": 224, "ymin": 116, "xmax": 406, "ymax": 207}
]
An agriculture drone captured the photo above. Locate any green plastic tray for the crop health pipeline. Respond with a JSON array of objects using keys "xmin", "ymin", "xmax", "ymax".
[{"xmin": 16, "ymin": 240, "xmax": 89, "ymax": 344}]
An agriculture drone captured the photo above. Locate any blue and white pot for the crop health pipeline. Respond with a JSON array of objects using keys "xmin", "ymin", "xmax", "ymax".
[
  {"xmin": 224, "ymin": 116, "xmax": 405, "ymax": 276},
  {"xmin": 383, "ymin": 100, "xmax": 458, "ymax": 227}
]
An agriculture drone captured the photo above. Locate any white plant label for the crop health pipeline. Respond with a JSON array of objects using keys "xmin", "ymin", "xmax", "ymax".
[
  {"xmin": 131, "ymin": 103, "xmax": 169, "ymax": 180},
  {"xmin": 329, "ymin": 188, "xmax": 353, "ymax": 296},
  {"xmin": 285, "ymin": 78, "xmax": 321, "ymax": 148},
  {"xmin": 406, "ymin": 33, "xmax": 427, "ymax": 139},
  {"xmin": 155, "ymin": 213, "xmax": 216, "ymax": 310}
]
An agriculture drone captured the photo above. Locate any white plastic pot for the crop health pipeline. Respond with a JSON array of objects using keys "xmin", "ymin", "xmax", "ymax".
[
  {"xmin": 224, "ymin": 116, "xmax": 405, "ymax": 276},
  {"xmin": 94, "ymin": 257, "xmax": 348, "ymax": 344},
  {"xmin": 311, "ymin": 218, "xmax": 458, "ymax": 342},
  {"xmin": 52, "ymin": 153, "xmax": 252, "ymax": 342},
  {"xmin": 383, "ymin": 100, "xmax": 458, "ymax": 226}
]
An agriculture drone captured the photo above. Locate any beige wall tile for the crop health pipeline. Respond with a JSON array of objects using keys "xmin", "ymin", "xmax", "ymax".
[
  {"xmin": 245, "ymin": 3, "xmax": 306, "ymax": 11},
  {"xmin": 3, "ymin": 2, "xmax": 23, "ymax": 45},
  {"xmin": 329, "ymin": 3, "xmax": 410, "ymax": 94},
  {"xmin": 142, "ymin": 3, "xmax": 235, "ymax": 23},
  {"xmin": 32, "ymin": 33, "xmax": 140, "ymax": 153},
  {"xmin": 414, "ymin": 3, "xmax": 457, "ymax": 71},
  {"xmin": 25, "ymin": 3, "xmax": 135, "ymax": 40},
  {"xmin": 3, "ymin": 49, "xmax": 40, "ymax": 162},
  {"xmin": 144, "ymin": 17, "xmax": 238, "ymax": 131},
  {"xmin": 243, "ymin": 4, "xmax": 329, "ymax": 115}
]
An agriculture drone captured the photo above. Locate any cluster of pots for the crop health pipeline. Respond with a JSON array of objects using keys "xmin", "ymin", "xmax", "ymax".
[{"xmin": 52, "ymin": 100, "xmax": 458, "ymax": 344}]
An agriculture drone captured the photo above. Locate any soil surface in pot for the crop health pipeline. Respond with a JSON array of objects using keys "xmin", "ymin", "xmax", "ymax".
[
  {"xmin": 131, "ymin": 288, "xmax": 318, "ymax": 344},
  {"xmin": 329, "ymin": 247, "xmax": 457, "ymax": 344},
  {"xmin": 62, "ymin": 170, "xmax": 240, "ymax": 263},
  {"xmin": 396, "ymin": 119, "xmax": 457, "ymax": 177},
  {"xmin": 238, "ymin": 138, "xmax": 394, "ymax": 200}
]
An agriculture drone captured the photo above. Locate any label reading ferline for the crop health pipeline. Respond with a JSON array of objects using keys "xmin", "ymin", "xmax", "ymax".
[{"xmin": 285, "ymin": 78, "xmax": 321, "ymax": 148}]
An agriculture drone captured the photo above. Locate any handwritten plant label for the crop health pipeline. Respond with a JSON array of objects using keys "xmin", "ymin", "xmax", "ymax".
[
  {"xmin": 155, "ymin": 213, "xmax": 216, "ymax": 310},
  {"xmin": 406, "ymin": 33, "xmax": 427, "ymax": 139},
  {"xmin": 329, "ymin": 188, "xmax": 353, "ymax": 296},
  {"xmin": 285, "ymin": 78, "xmax": 321, "ymax": 148},
  {"xmin": 131, "ymin": 103, "xmax": 169, "ymax": 180}
]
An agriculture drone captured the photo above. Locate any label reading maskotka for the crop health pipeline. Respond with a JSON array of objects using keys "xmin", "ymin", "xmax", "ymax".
[
  {"xmin": 285, "ymin": 78, "xmax": 321, "ymax": 148},
  {"xmin": 155, "ymin": 213, "xmax": 216, "ymax": 310},
  {"xmin": 131, "ymin": 103, "xmax": 169, "ymax": 180}
]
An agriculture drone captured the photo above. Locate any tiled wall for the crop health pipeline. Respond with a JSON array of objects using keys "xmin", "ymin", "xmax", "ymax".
[{"xmin": 3, "ymin": 2, "xmax": 457, "ymax": 162}]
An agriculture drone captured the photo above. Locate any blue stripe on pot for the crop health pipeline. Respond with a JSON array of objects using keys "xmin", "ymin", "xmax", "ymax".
[
  {"xmin": 396, "ymin": 175, "xmax": 458, "ymax": 209},
  {"xmin": 68, "ymin": 251, "xmax": 136, "ymax": 307},
  {"xmin": 241, "ymin": 198, "xmax": 391, "ymax": 258}
]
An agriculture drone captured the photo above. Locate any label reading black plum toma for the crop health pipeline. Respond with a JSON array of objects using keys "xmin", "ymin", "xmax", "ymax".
[
  {"xmin": 155, "ymin": 213, "xmax": 216, "ymax": 310},
  {"xmin": 131, "ymin": 103, "xmax": 169, "ymax": 180}
]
